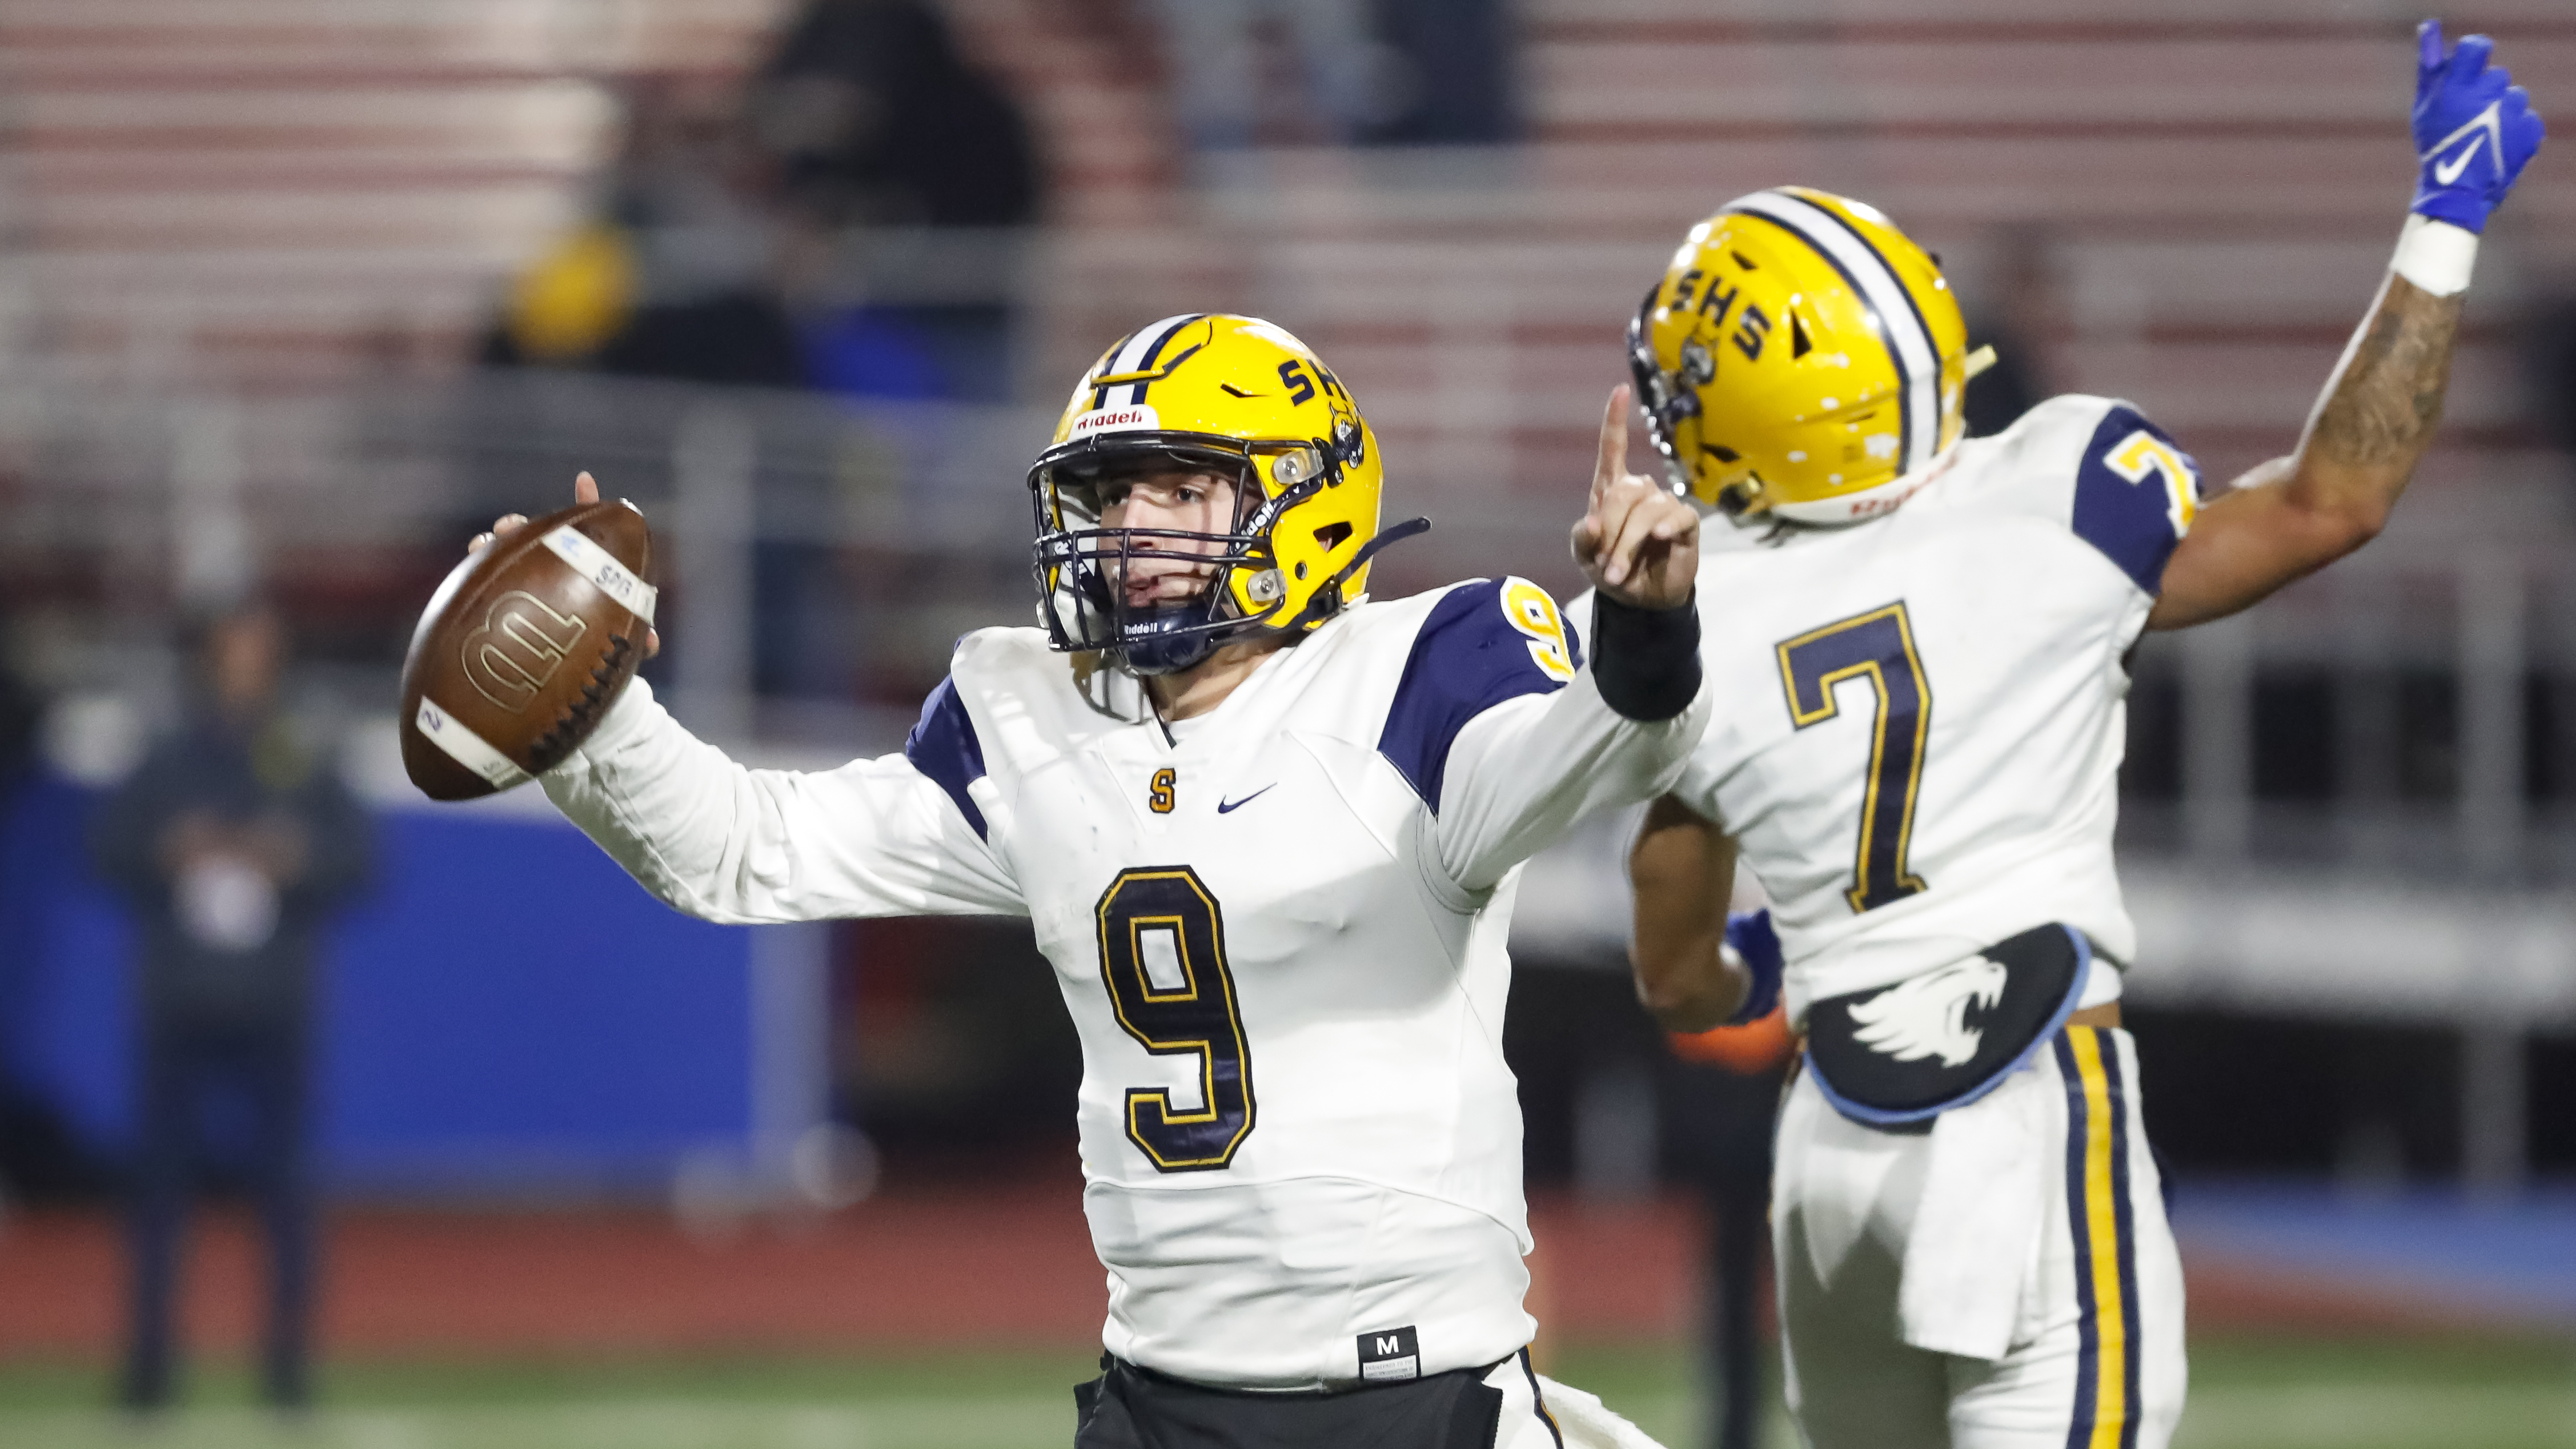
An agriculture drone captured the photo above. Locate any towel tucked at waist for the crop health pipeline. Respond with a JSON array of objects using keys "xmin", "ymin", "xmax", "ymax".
[{"xmin": 1896, "ymin": 1058, "xmax": 2051, "ymax": 1361}]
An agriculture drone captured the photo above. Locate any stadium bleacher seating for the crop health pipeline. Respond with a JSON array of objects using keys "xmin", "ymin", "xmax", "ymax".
[
  {"xmin": 1, "ymin": 0, "xmax": 2570, "ymax": 613},
  {"xmin": 0, "ymin": 0, "xmax": 778, "ymax": 390}
]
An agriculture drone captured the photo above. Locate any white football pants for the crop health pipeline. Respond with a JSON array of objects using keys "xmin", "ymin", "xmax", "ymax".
[{"xmin": 1774, "ymin": 1025, "xmax": 2186, "ymax": 1449}]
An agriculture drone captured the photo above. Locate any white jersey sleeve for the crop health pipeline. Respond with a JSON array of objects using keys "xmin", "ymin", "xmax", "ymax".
[
  {"xmin": 539, "ymin": 676, "xmax": 1024, "ymax": 922},
  {"xmin": 1969, "ymin": 393, "xmax": 2204, "ymax": 603},
  {"xmin": 1377, "ymin": 577, "xmax": 1707, "ymax": 893}
]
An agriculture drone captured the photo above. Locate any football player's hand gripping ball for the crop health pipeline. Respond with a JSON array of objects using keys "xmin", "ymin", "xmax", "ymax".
[
  {"xmin": 1572, "ymin": 384, "xmax": 1699, "ymax": 610},
  {"xmin": 470, "ymin": 470, "xmax": 662, "ymax": 659},
  {"xmin": 1722, "ymin": 909, "xmax": 1783, "ymax": 1027},
  {"xmin": 2411, "ymin": 19, "xmax": 2545, "ymax": 233}
]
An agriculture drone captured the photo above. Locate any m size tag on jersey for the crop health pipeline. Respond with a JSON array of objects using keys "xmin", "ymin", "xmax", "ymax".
[
  {"xmin": 1804, "ymin": 924, "xmax": 2091, "ymax": 1126},
  {"xmin": 1358, "ymin": 1325, "xmax": 1421, "ymax": 1382}
]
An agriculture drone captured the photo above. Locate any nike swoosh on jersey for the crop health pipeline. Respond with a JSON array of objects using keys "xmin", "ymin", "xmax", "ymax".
[{"xmin": 1216, "ymin": 784, "xmax": 1275, "ymax": 813}]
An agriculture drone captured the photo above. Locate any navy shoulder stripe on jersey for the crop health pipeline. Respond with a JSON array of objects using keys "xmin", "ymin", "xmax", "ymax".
[
  {"xmin": 2072, "ymin": 405, "xmax": 2202, "ymax": 595},
  {"xmin": 903, "ymin": 675, "xmax": 988, "ymax": 840},
  {"xmin": 1378, "ymin": 579, "xmax": 1580, "ymax": 815}
]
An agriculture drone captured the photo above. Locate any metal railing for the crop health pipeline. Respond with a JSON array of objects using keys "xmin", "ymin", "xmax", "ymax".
[{"xmin": 11, "ymin": 363, "xmax": 2575, "ymax": 1189}]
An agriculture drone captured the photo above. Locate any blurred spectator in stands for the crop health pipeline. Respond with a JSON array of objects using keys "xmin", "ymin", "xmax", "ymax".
[
  {"xmin": 486, "ymin": 74, "xmax": 804, "ymax": 388},
  {"xmin": 487, "ymin": 4, "xmax": 1043, "ymax": 402},
  {"xmin": 755, "ymin": 0, "xmax": 1037, "ymax": 231},
  {"xmin": 1153, "ymin": 0, "xmax": 1515, "ymax": 159},
  {"xmin": 752, "ymin": 0, "xmax": 1042, "ymax": 403},
  {"xmin": 91, "ymin": 600, "xmax": 372, "ymax": 1412},
  {"xmin": 1962, "ymin": 224, "xmax": 2061, "ymax": 438},
  {"xmin": 1153, "ymin": 0, "xmax": 1383, "ymax": 154},
  {"xmin": 1662, "ymin": 1008, "xmax": 1791, "ymax": 1449},
  {"xmin": 1369, "ymin": 0, "xmax": 1518, "ymax": 145}
]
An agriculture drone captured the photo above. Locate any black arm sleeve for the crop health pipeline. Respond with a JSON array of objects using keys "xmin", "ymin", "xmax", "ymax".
[{"xmin": 1590, "ymin": 592, "xmax": 1703, "ymax": 723}]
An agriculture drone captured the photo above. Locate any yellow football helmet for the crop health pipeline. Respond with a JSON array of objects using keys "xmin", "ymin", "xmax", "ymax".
[
  {"xmin": 1029, "ymin": 314, "xmax": 1423, "ymax": 675},
  {"xmin": 1629, "ymin": 187, "xmax": 1983, "ymax": 525}
]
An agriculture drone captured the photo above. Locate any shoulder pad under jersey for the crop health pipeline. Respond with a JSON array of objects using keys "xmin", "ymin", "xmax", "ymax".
[
  {"xmin": 2068, "ymin": 401, "xmax": 2203, "ymax": 594},
  {"xmin": 904, "ymin": 673, "xmax": 988, "ymax": 840},
  {"xmin": 904, "ymin": 625, "xmax": 1061, "ymax": 840},
  {"xmin": 1377, "ymin": 577, "xmax": 1583, "ymax": 813},
  {"xmin": 1964, "ymin": 396, "xmax": 2202, "ymax": 595}
]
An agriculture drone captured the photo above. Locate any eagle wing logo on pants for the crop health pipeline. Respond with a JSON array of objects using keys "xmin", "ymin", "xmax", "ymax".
[
  {"xmin": 461, "ymin": 591, "xmax": 588, "ymax": 712},
  {"xmin": 1848, "ymin": 956, "xmax": 2008, "ymax": 1068}
]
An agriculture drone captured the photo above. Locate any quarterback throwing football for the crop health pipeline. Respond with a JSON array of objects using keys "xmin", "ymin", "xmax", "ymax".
[
  {"xmin": 486, "ymin": 315, "xmax": 1705, "ymax": 1446},
  {"xmin": 1617, "ymin": 22, "xmax": 2541, "ymax": 1449}
]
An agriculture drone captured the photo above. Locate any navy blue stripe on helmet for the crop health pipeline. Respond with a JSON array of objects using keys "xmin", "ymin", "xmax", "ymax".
[
  {"xmin": 1127, "ymin": 314, "xmax": 1206, "ymax": 407},
  {"xmin": 1090, "ymin": 327, "xmax": 1138, "ymax": 411},
  {"xmin": 1801, "ymin": 200, "xmax": 1945, "ymax": 467},
  {"xmin": 1726, "ymin": 200, "xmax": 1917, "ymax": 474},
  {"xmin": 1731, "ymin": 190, "xmax": 1939, "ymax": 473}
]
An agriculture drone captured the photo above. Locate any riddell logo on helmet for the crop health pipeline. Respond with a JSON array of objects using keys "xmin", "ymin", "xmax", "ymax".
[{"xmin": 1072, "ymin": 404, "xmax": 1161, "ymax": 436}]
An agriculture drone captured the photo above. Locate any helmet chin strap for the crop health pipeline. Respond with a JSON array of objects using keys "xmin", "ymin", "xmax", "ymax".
[
  {"xmin": 1119, "ymin": 597, "xmax": 1223, "ymax": 676},
  {"xmin": 1765, "ymin": 446, "xmax": 1963, "ymax": 527},
  {"xmin": 1118, "ymin": 515, "xmax": 1434, "ymax": 676},
  {"xmin": 1280, "ymin": 517, "xmax": 1431, "ymax": 632}
]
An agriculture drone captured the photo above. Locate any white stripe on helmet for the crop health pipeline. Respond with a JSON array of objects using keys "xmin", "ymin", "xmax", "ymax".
[
  {"xmin": 1726, "ymin": 191, "xmax": 1940, "ymax": 475},
  {"xmin": 1106, "ymin": 313, "xmax": 1207, "ymax": 407}
]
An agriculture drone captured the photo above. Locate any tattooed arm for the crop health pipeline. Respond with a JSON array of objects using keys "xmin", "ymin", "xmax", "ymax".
[
  {"xmin": 2145, "ymin": 272, "xmax": 2462, "ymax": 631},
  {"xmin": 2145, "ymin": 18, "xmax": 2541, "ymax": 631}
]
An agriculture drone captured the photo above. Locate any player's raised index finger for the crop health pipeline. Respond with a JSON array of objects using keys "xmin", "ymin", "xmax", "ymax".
[
  {"xmin": 1594, "ymin": 385, "xmax": 1632, "ymax": 503},
  {"xmin": 574, "ymin": 470, "xmax": 600, "ymax": 505}
]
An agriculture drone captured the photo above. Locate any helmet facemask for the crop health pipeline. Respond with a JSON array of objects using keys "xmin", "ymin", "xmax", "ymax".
[
  {"xmin": 1029, "ymin": 433, "xmax": 1338, "ymax": 677},
  {"xmin": 1628, "ymin": 295, "xmax": 1768, "ymax": 519}
]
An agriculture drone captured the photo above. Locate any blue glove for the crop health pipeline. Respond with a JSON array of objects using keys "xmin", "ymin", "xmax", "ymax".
[
  {"xmin": 1722, "ymin": 909, "xmax": 1783, "ymax": 1026},
  {"xmin": 2411, "ymin": 19, "xmax": 2545, "ymax": 234}
]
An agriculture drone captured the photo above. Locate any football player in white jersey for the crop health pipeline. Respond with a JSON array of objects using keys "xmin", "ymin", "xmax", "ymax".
[
  {"xmin": 1611, "ymin": 22, "xmax": 2541, "ymax": 1449},
  {"xmin": 477, "ymin": 314, "xmax": 1706, "ymax": 1447}
]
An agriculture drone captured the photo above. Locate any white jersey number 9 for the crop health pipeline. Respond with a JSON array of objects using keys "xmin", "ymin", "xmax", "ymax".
[{"xmin": 1096, "ymin": 866, "xmax": 1257, "ymax": 1171}]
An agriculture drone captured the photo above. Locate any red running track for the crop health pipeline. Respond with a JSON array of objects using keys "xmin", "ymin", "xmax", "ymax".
[{"xmin": 0, "ymin": 1187, "xmax": 2485, "ymax": 1360}]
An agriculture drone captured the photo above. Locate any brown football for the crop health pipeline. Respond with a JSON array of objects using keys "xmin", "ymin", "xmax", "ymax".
[{"xmin": 398, "ymin": 499, "xmax": 656, "ymax": 801}]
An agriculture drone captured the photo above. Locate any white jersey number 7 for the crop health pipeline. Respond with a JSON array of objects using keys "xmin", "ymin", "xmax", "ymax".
[{"xmin": 1775, "ymin": 602, "xmax": 1935, "ymax": 913}]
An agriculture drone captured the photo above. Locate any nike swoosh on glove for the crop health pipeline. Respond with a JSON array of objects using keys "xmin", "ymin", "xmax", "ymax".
[
  {"xmin": 2412, "ymin": 19, "xmax": 2546, "ymax": 234},
  {"xmin": 1722, "ymin": 908, "xmax": 1783, "ymax": 1026}
]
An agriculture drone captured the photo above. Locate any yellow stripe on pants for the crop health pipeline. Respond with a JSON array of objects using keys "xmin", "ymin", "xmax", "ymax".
[{"xmin": 2070, "ymin": 1027, "xmax": 2127, "ymax": 1449}]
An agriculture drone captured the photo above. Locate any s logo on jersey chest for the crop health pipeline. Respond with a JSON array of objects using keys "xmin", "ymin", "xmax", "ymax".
[{"xmin": 1148, "ymin": 767, "xmax": 1176, "ymax": 814}]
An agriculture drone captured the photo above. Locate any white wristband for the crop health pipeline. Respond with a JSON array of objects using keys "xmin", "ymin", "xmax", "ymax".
[{"xmin": 2393, "ymin": 214, "xmax": 2477, "ymax": 297}]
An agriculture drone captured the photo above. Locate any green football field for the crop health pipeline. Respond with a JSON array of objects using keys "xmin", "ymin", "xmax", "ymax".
[{"xmin": 0, "ymin": 1334, "xmax": 2569, "ymax": 1448}]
